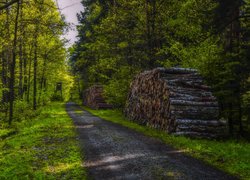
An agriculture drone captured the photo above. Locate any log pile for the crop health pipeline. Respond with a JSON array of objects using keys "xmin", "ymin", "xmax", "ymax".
[
  {"xmin": 83, "ymin": 85, "xmax": 112, "ymax": 109},
  {"xmin": 124, "ymin": 68, "xmax": 227, "ymax": 138}
]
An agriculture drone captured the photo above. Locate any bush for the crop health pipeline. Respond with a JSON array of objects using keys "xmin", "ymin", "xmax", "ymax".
[
  {"xmin": 50, "ymin": 94, "xmax": 63, "ymax": 101},
  {"xmin": 103, "ymin": 67, "xmax": 138, "ymax": 108},
  {"xmin": 13, "ymin": 100, "xmax": 37, "ymax": 121}
]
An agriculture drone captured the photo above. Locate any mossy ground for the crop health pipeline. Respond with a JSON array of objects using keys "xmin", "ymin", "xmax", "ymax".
[
  {"xmin": 0, "ymin": 102, "xmax": 86, "ymax": 179},
  {"xmin": 83, "ymin": 106, "xmax": 250, "ymax": 180}
]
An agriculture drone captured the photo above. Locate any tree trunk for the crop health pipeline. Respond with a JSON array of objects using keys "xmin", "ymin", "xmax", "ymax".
[
  {"xmin": 1, "ymin": 51, "xmax": 8, "ymax": 104},
  {"xmin": 27, "ymin": 46, "xmax": 33, "ymax": 103},
  {"xmin": 9, "ymin": 0, "xmax": 20, "ymax": 125},
  {"xmin": 228, "ymin": 103, "xmax": 233, "ymax": 136},
  {"xmin": 145, "ymin": 0, "xmax": 157, "ymax": 68},
  {"xmin": 33, "ymin": 35, "xmax": 38, "ymax": 110},
  {"xmin": 38, "ymin": 54, "xmax": 47, "ymax": 104},
  {"xmin": 22, "ymin": 36, "xmax": 27, "ymax": 96},
  {"xmin": 2, "ymin": 0, "xmax": 11, "ymax": 105},
  {"xmin": 18, "ymin": 0, "xmax": 23, "ymax": 98}
]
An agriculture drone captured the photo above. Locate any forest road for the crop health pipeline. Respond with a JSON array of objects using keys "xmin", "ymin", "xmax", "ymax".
[{"xmin": 66, "ymin": 102, "xmax": 237, "ymax": 180}]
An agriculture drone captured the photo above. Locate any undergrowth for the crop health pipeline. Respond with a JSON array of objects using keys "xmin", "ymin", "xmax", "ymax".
[{"xmin": 0, "ymin": 102, "xmax": 86, "ymax": 179}]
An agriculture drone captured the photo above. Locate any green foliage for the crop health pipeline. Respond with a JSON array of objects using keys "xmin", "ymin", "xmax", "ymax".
[
  {"xmin": 103, "ymin": 67, "xmax": 137, "ymax": 108},
  {"xmin": 0, "ymin": 102, "xmax": 86, "ymax": 179},
  {"xmin": 158, "ymin": 0, "xmax": 218, "ymax": 67},
  {"xmin": 0, "ymin": 128, "xmax": 17, "ymax": 140},
  {"xmin": 50, "ymin": 94, "xmax": 63, "ymax": 102},
  {"xmin": 83, "ymin": 107, "xmax": 250, "ymax": 179},
  {"xmin": 0, "ymin": 0, "xmax": 74, "ymax": 124},
  {"xmin": 13, "ymin": 100, "xmax": 38, "ymax": 121},
  {"xmin": 70, "ymin": 0, "xmax": 250, "ymax": 135},
  {"xmin": 70, "ymin": 0, "xmax": 220, "ymax": 106}
]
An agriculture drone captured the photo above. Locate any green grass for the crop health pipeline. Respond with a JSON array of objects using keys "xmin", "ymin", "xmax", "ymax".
[
  {"xmin": 83, "ymin": 106, "xmax": 250, "ymax": 180},
  {"xmin": 0, "ymin": 102, "xmax": 86, "ymax": 179},
  {"xmin": 0, "ymin": 128, "xmax": 17, "ymax": 140}
]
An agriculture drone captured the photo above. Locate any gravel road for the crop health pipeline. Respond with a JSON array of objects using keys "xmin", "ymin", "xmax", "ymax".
[{"xmin": 66, "ymin": 102, "xmax": 237, "ymax": 180}]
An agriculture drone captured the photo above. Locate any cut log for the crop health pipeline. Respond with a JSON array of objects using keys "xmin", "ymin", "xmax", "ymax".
[
  {"xmin": 175, "ymin": 119, "xmax": 227, "ymax": 126},
  {"xmin": 170, "ymin": 100, "xmax": 218, "ymax": 107},
  {"xmin": 124, "ymin": 67, "xmax": 228, "ymax": 138},
  {"xmin": 83, "ymin": 85, "xmax": 112, "ymax": 109}
]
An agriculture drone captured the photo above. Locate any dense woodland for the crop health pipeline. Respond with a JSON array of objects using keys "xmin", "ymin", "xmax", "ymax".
[
  {"xmin": 0, "ymin": 0, "xmax": 73, "ymax": 125},
  {"xmin": 0, "ymin": 1, "xmax": 250, "ymax": 178},
  {"xmin": 0, "ymin": 0, "xmax": 250, "ymax": 137},
  {"xmin": 70, "ymin": 0, "xmax": 250, "ymax": 137}
]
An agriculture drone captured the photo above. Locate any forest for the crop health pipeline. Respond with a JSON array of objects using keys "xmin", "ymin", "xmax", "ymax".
[
  {"xmin": 0, "ymin": 0, "xmax": 73, "ymax": 125},
  {"xmin": 0, "ymin": 0, "xmax": 250, "ymax": 179},
  {"xmin": 0, "ymin": 0, "xmax": 249, "ymax": 136},
  {"xmin": 70, "ymin": 0, "xmax": 250, "ymax": 137}
]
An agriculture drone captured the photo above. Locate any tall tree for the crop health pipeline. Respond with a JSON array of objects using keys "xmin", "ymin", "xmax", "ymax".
[
  {"xmin": 0, "ymin": 0, "xmax": 73, "ymax": 124},
  {"xmin": 9, "ymin": 0, "xmax": 20, "ymax": 125}
]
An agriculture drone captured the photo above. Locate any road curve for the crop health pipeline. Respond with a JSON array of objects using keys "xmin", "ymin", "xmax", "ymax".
[{"xmin": 66, "ymin": 102, "xmax": 237, "ymax": 180}]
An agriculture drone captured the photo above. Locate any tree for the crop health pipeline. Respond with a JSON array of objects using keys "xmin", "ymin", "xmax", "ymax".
[
  {"xmin": 9, "ymin": 0, "xmax": 20, "ymax": 125},
  {"xmin": 0, "ymin": 0, "xmax": 73, "ymax": 125},
  {"xmin": 70, "ymin": 0, "xmax": 250, "ymax": 135}
]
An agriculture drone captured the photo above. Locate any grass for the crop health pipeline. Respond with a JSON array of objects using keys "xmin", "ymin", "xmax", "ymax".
[
  {"xmin": 0, "ymin": 128, "xmax": 17, "ymax": 140},
  {"xmin": 0, "ymin": 102, "xmax": 86, "ymax": 179},
  {"xmin": 83, "ymin": 106, "xmax": 250, "ymax": 180}
]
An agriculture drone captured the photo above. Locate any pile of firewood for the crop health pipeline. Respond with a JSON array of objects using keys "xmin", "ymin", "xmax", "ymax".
[
  {"xmin": 83, "ymin": 85, "xmax": 112, "ymax": 109},
  {"xmin": 124, "ymin": 68, "xmax": 227, "ymax": 138}
]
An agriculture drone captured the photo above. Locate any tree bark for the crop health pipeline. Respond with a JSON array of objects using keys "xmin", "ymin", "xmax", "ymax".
[
  {"xmin": 145, "ymin": 0, "xmax": 156, "ymax": 68},
  {"xmin": 125, "ymin": 68, "xmax": 227, "ymax": 138},
  {"xmin": 38, "ymin": 54, "xmax": 47, "ymax": 104},
  {"xmin": 18, "ymin": 0, "xmax": 23, "ymax": 98},
  {"xmin": 33, "ymin": 33, "xmax": 38, "ymax": 110},
  {"xmin": 9, "ymin": 0, "xmax": 20, "ymax": 125},
  {"xmin": 26, "ymin": 47, "xmax": 32, "ymax": 103}
]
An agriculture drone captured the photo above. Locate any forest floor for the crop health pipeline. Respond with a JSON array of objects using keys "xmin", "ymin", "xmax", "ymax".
[
  {"xmin": 0, "ymin": 102, "xmax": 86, "ymax": 179},
  {"xmin": 66, "ymin": 102, "xmax": 238, "ymax": 180}
]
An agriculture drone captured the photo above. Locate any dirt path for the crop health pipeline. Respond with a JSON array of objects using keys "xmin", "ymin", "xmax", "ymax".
[{"xmin": 66, "ymin": 102, "xmax": 236, "ymax": 180}]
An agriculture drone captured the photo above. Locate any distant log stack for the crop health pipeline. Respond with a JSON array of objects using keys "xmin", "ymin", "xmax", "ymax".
[
  {"xmin": 124, "ymin": 68, "xmax": 227, "ymax": 138},
  {"xmin": 83, "ymin": 85, "xmax": 112, "ymax": 109}
]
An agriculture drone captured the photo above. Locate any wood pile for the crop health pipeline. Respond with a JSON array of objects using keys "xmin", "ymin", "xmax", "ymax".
[
  {"xmin": 124, "ymin": 68, "xmax": 227, "ymax": 138},
  {"xmin": 83, "ymin": 85, "xmax": 112, "ymax": 109}
]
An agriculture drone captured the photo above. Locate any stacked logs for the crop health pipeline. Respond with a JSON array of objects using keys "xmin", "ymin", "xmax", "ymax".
[
  {"xmin": 83, "ymin": 85, "xmax": 112, "ymax": 109},
  {"xmin": 124, "ymin": 68, "xmax": 227, "ymax": 138}
]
